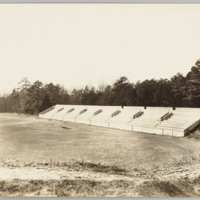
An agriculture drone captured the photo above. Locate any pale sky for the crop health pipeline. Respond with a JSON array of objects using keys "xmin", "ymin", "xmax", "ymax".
[{"xmin": 0, "ymin": 4, "xmax": 200, "ymax": 94}]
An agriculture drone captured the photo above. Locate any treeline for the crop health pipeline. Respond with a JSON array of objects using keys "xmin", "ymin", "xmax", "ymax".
[{"xmin": 1, "ymin": 59, "xmax": 200, "ymax": 114}]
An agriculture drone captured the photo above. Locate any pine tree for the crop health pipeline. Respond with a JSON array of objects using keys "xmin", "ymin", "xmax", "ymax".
[{"xmin": 39, "ymin": 95, "xmax": 52, "ymax": 113}]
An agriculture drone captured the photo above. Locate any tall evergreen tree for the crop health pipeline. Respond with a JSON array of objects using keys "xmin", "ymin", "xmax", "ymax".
[
  {"xmin": 39, "ymin": 95, "xmax": 52, "ymax": 113},
  {"xmin": 183, "ymin": 64, "xmax": 200, "ymax": 107}
]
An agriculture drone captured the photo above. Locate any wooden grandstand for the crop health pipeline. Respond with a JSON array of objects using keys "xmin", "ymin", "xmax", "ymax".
[{"xmin": 39, "ymin": 105, "xmax": 200, "ymax": 137}]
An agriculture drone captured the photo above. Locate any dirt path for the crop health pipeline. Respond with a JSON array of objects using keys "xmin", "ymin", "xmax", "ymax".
[
  {"xmin": 0, "ymin": 166, "xmax": 133, "ymax": 181},
  {"xmin": 0, "ymin": 159, "xmax": 200, "ymax": 197}
]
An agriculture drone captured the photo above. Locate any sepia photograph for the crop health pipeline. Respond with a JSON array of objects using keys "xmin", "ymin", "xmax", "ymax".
[{"xmin": 0, "ymin": 2, "xmax": 200, "ymax": 197}]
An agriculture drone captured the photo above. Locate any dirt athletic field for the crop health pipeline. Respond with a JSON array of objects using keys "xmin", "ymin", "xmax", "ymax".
[{"xmin": 0, "ymin": 113, "xmax": 200, "ymax": 197}]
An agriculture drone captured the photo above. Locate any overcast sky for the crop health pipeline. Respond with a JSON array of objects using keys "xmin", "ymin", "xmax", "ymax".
[{"xmin": 0, "ymin": 4, "xmax": 200, "ymax": 94}]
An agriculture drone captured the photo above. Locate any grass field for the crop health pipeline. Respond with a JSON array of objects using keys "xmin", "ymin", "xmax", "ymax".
[{"xmin": 0, "ymin": 113, "xmax": 200, "ymax": 197}]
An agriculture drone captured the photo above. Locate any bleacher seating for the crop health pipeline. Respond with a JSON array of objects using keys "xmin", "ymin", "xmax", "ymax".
[
  {"xmin": 76, "ymin": 106, "xmax": 102, "ymax": 124},
  {"xmin": 108, "ymin": 107, "xmax": 143, "ymax": 130},
  {"xmin": 156, "ymin": 108, "xmax": 200, "ymax": 136},
  {"xmin": 39, "ymin": 106, "xmax": 55, "ymax": 116},
  {"xmin": 52, "ymin": 105, "xmax": 73, "ymax": 120},
  {"xmin": 62, "ymin": 105, "xmax": 87, "ymax": 122},
  {"xmin": 39, "ymin": 105, "xmax": 200, "ymax": 137},
  {"xmin": 129, "ymin": 107, "xmax": 171, "ymax": 128},
  {"xmin": 90, "ymin": 106, "xmax": 121, "ymax": 127},
  {"xmin": 40, "ymin": 105, "xmax": 64, "ymax": 119}
]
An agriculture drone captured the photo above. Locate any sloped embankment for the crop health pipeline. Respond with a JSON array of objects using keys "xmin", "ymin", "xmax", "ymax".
[{"xmin": 0, "ymin": 159, "xmax": 200, "ymax": 197}]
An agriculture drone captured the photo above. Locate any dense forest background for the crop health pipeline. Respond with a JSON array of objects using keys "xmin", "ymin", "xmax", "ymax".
[{"xmin": 0, "ymin": 59, "xmax": 200, "ymax": 114}]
